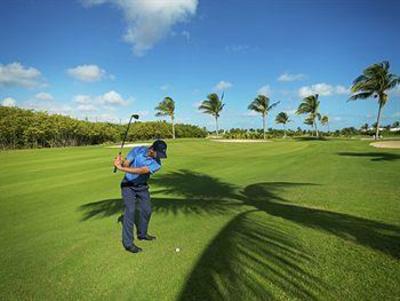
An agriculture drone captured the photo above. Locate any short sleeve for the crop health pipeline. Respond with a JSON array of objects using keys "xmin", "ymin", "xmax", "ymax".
[
  {"xmin": 126, "ymin": 147, "xmax": 138, "ymax": 162},
  {"xmin": 147, "ymin": 159, "xmax": 161, "ymax": 174}
]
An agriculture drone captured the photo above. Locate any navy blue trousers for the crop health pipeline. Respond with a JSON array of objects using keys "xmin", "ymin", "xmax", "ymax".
[{"xmin": 121, "ymin": 186, "xmax": 152, "ymax": 248}]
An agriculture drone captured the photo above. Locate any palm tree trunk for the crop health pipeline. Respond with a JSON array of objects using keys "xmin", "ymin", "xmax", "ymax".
[
  {"xmin": 171, "ymin": 115, "xmax": 175, "ymax": 139},
  {"xmin": 314, "ymin": 120, "xmax": 319, "ymax": 138},
  {"xmin": 262, "ymin": 114, "xmax": 266, "ymax": 140},
  {"xmin": 283, "ymin": 124, "xmax": 287, "ymax": 139},
  {"xmin": 215, "ymin": 116, "xmax": 219, "ymax": 137},
  {"xmin": 375, "ymin": 101, "xmax": 383, "ymax": 140}
]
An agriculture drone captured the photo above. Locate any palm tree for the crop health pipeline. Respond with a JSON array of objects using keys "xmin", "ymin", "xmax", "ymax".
[
  {"xmin": 248, "ymin": 95, "xmax": 279, "ymax": 140},
  {"xmin": 155, "ymin": 96, "xmax": 176, "ymax": 139},
  {"xmin": 360, "ymin": 123, "xmax": 369, "ymax": 133},
  {"xmin": 296, "ymin": 94, "xmax": 321, "ymax": 137},
  {"xmin": 199, "ymin": 93, "xmax": 225, "ymax": 137},
  {"xmin": 321, "ymin": 115, "xmax": 329, "ymax": 132},
  {"xmin": 350, "ymin": 61, "xmax": 400, "ymax": 140},
  {"xmin": 275, "ymin": 112, "xmax": 290, "ymax": 138}
]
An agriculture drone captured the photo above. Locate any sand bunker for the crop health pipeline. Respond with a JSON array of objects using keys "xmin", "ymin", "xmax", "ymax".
[
  {"xmin": 370, "ymin": 141, "xmax": 400, "ymax": 149},
  {"xmin": 107, "ymin": 143, "xmax": 151, "ymax": 149},
  {"xmin": 212, "ymin": 139, "xmax": 271, "ymax": 143}
]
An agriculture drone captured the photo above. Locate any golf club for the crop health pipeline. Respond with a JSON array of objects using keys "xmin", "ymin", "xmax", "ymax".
[{"xmin": 113, "ymin": 114, "xmax": 139, "ymax": 173}]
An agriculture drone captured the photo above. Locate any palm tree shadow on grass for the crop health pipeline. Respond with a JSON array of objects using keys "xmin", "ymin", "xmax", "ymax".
[
  {"xmin": 241, "ymin": 183, "xmax": 400, "ymax": 260},
  {"xmin": 78, "ymin": 170, "xmax": 243, "ymax": 221},
  {"xmin": 79, "ymin": 196, "xmax": 241, "ymax": 221},
  {"xmin": 79, "ymin": 170, "xmax": 400, "ymax": 299},
  {"xmin": 337, "ymin": 151, "xmax": 400, "ymax": 161},
  {"xmin": 178, "ymin": 210, "xmax": 329, "ymax": 301}
]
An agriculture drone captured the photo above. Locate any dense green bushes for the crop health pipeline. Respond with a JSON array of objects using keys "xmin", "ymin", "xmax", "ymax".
[
  {"xmin": 0, "ymin": 106, "xmax": 207, "ymax": 149},
  {"xmin": 222, "ymin": 127, "xmax": 400, "ymax": 139},
  {"xmin": 126, "ymin": 121, "xmax": 207, "ymax": 141},
  {"xmin": 1, "ymin": 106, "xmax": 398, "ymax": 149},
  {"xmin": 223, "ymin": 128, "xmax": 302, "ymax": 139}
]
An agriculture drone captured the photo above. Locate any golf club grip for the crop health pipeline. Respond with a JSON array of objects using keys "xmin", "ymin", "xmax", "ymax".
[{"xmin": 113, "ymin": 151, "xmax": 122, "ymax": 173}]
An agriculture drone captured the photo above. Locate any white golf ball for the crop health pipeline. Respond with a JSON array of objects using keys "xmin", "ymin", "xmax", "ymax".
[{"xmin": 175, "ymin": 248, "xmax": 180, "ymax": 252}]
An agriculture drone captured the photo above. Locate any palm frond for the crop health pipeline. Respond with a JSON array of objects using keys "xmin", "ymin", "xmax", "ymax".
[
  {"xmin": 267, "ymin": 101, "xmax": 280, "ymax": 111},
  {"xmin": 321, "ymin": 115, "xmax": 329, "ymax": 125},
  {"xmin": 155, "ymin": 97, "xmax": 175, "ymax": 117},
  {"xmin": 198, "ymin": 93, "xmax": 225, "ymax": 117},
  {"xmin": 351, "ymin": 61, "xmax": 399, "ymax": 104},
  {"xmin": 247, "ymin": 95, "xmax": 279, "ymax": 116},
  {"xmin": 275, "ymin": 112, "xmax": 290, "ymax": 124},
  {"xmin": 348, "ymin": 91, "xmax": 374, "ymax": 101}
]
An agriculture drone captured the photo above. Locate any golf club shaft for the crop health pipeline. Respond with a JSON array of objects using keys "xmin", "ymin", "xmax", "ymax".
[{"xmin": 113, "ymin": 115, "xmax": 134, "ymax": 173}]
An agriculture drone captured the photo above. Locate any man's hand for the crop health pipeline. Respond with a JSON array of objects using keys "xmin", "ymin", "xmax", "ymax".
[{"xmin": 113, "ymin": 156, "xmax": 123, "ymax": 170}]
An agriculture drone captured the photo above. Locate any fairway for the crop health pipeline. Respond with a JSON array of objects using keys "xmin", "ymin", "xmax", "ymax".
[{"xmin": 1, "ymin": 139, "xmax": 399, "ymax": 300}]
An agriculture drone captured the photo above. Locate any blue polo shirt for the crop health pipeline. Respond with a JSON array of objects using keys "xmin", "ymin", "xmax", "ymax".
[{"xmin": 122, "ymin": 146, "xmax": 161, "ymax": 184}]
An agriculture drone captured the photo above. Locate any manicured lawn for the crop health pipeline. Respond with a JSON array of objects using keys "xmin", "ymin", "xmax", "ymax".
[{"xmin": 0, "ymin": 139, "xmax": 399, "ymax": 300}]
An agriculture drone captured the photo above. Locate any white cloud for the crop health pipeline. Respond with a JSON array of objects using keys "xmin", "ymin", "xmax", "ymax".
[
  {"xmin": 298, "ymin": 83, "xmax": 350, "ymax": 98},
  {"xmin": 257, "ymin": 85, "xmax": 271, "ymax": 96},
  {"xmin": 23, "ymin": 100, "xmax": 73, "ymax": 116},
  {"xmin": 35, "ymin": 92, "xmax": 54, "ymax": 101},
  {"xmin": 136, "ymin": 110, "xmax": 149, "ymax": 117},
  {"xmin": 243, "ymin": 111, "xmax": 259, "ymax": 117},
  {"xmin": 390, "ymin": 85, "xmax": 400, "ymax": 97},
  {"xmin": 73, "ymin": 90, "xmax": 130, "ymax": 107},
  {"xmin": 77, "ymin": 104, "xmax": 98, "ymax": 112},
  {"xmin": 278, "ymin": 72, "xmax": 306, "ymax": 82},
  {"xmin": 335, "ymin": 85, "xmax": 350, "ymax": 95},
  {"xmin": 0, "ymin": 62, "xmax": 43, "ymax": 88},
  {"xmin": 67, "ymin": 64, "xmax": 106, "ymax": 82},
  {"xmin": 193, "ymin": 100, "xmax": 203, "ymax": 108},
  {"xmin": 284, "ymin": 109, "xmax": 297, "ymax": 116},
  {"xmin": 99, "ymin": 90, "xmax": 129, "ymax": 106},
  {"xmin": 73, "ymin": 95, "xmax": 92, "ymax": 104},
  {"xmin": 214, "ymin": 80, "xmax": 233, "ymax": 91},
  {"xmin": 1, "ymin": 97, "xmax": 16, "ymax": 107},
  {"xmin": 83, "ymin": 0, "xmax": 198, "ymax": 56}
]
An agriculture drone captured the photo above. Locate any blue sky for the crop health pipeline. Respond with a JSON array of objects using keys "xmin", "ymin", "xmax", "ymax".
[{"xmin": 1, "ymin": 0, "xmax": 399, "ymax": 130}]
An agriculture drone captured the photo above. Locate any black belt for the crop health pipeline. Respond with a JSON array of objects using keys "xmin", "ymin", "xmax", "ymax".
[{"xmin": 121, "ymin": 182, "xmax": 148, "ymax": 189}]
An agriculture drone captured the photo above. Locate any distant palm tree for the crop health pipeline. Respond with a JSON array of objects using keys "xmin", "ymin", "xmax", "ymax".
[
  {"xmin": 199, "ymin": 93, "xmax": 225, "ymax": 137},
  {"xmin": 155, "ymin": 96, "xmax": 176, "ymax": 139},
  {"xmin": 296, "ymin": 94, "xmax": 321, "ymax": 137},
  {"xmin": 360, "ymin": 123, "xmax": 369, "ymax": 133},
  {"xmin": 350, "ymin": 61, "xmax": 400, "ymax": 140},
  {"xmin": 321, "ymin": 115, "xmax": 329, "ymax": 132},
  {"xmin": 248, "ymin": 95, "xmax": 279, "ymax": 139},
  {"xmin": 275, "ymin": 112, "xmax": 290, "ymax": 138}
]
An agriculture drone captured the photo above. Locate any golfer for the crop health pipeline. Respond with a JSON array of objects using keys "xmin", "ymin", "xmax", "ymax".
[{"xmin": 113, "ymin": 140, "xmax": 167, "ymax": 254}]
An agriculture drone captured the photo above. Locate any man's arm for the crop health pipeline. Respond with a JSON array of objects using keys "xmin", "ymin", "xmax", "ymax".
[
  {"xmin": 117, "ymin": 166, "xmax": 150, "ymax": 175},
  {"xmin": 122, "ymin": 159, "xmax": 131, "ymax": 167},
  {"xmin": 114, "ymin": 157, "xmax": 150, "ymax": 174}
]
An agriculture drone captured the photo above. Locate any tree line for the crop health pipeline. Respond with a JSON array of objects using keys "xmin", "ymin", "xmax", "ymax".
[
  {"xmin": 187, "ymin": 60, "xmax": 399, "ymax": 140},
  {"xmin": 0, "ymin": 106, "xmax": 206, "ymax": 150}
]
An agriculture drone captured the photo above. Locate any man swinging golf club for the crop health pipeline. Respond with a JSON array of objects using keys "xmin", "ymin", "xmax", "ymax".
[{"xmin": 113, "ymin": 139, "xmax": 167, "ymax": 254}]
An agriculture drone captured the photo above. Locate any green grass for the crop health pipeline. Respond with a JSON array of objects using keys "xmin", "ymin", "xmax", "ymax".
[{"xmin": 0, "ymin": 139, "xmax": 399, "ymax": 300}]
